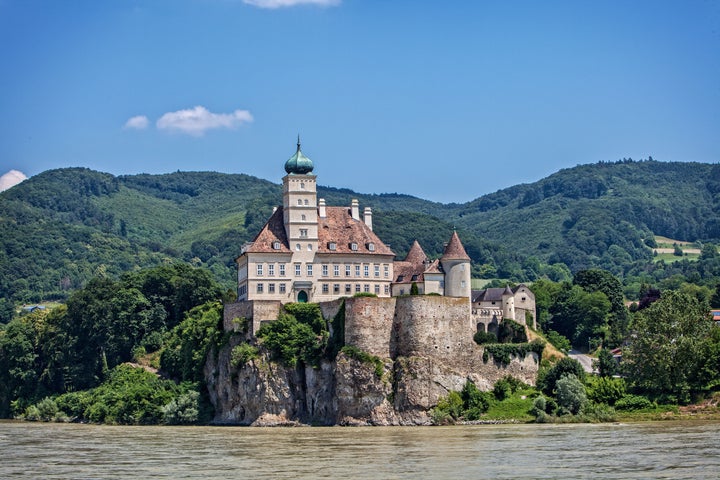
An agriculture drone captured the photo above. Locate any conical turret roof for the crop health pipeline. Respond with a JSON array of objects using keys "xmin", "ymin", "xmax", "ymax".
[
  {"xmin": 441, "ymin": 231, "xmax": 470, "ymax": 261},
  {"xmin": 404, "ymin": 240, "xmax": 428, "ymax": 264}
]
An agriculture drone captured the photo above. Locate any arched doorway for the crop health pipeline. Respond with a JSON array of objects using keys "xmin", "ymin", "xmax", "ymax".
[{"xmin": 297, "ymin": 290, "xmax": 308, "ymax": 303}]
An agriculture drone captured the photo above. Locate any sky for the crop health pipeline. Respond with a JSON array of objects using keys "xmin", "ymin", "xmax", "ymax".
[{"xmin": 1, "ymin": 0, "xmax": 719, "ymax": 202}]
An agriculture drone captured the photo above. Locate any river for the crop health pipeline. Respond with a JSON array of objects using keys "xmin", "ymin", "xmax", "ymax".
[{"xmin": 1, "ymin": 420, "xmax": 719, "ymax": 479}]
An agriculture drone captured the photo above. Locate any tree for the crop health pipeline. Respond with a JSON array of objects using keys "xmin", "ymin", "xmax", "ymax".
[
  {"xmin": 537, "ymin": 357, "xmax": 586, "ymax": 395},
  {"xmin": 555, "ymin": 374, "xmax": 587, "ymax": 414},
  {"xmin": 549, "ymin": 285, "xmax": 611, "ymax": 349},
  {"xmin": 573, "ymin": 269, "xmax": 628, "ymax": 347},
  {"xmin": 623, "ymin": 291, "xmax": 715, "ymax": 402},
  {"xmin": 593, "ymin": 348, "xmax": 618, "ymax": 377}
]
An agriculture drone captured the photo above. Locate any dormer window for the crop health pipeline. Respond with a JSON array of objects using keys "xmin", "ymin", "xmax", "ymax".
[
  {"xmin": 272, "ymin": 241, "xmax": 281, "ymax": 250},
  {"xmin": 350, "ymin": 242, "xmax": 358, "ymax": 251},
  {"xmin": 367, "ymin": 242, "xmax": 375, "ymax": 252},
  {"xmin": 328, "ymin": 242, "xmax": 337, "ymax": 251},
  {"xmin": 411, "ymin": 274, "xmax": 418, "ymax": 281}
]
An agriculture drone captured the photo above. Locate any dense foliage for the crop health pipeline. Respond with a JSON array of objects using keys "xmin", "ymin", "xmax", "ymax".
[{"xmin": 0, "ymin": 263, "xmax": 223, "ymax": 418}]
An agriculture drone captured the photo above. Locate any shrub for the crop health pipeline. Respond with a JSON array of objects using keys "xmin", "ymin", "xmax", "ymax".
[
  {"xmin": 615, "ymin": 394, "xmax": 654, "ymax": 411},
  {"xmin": 580, "ymin": 403, "xmax": 617, "ymax": 422},
  {"xmin": 132, "ymin": 345, "xmax": 147, "ymax": 362},
  {"xmin": 231, "ymin": 343, "xmax": 259, "ymax": 368},
  {"xmin": 257, "ymin": 313, "xmax": 328, "ymax": 368},
  {"xmin": 483, "ymin": 339, "xmax": 545, "ymax": 365},
  {"xmin": 473, "ymin": 331, "xmax": 497, "ymax": 345},
  {"xmin": 586, "ymin": 376, "xmax": 626, "ymax": 405},
  {"xmin": 140, "ymin": 331, "xmax": 164, "ymax": 352},
  {"xmin": 340, "ymin": 345, "xmax": 384, "ymax": 378},
  {"xmin": 555, "ymin": 374, "xmax": 588, "ymax": 415},
  {"xmin": 545, "ymin": 330, "xmax": 571, "ymax": 353},
  {"xmin": 432, "ymin": 391, "xmax": 464, "ymax": 423},
  {"xmin": 537, "ymin": 357, "xmax": 586, "ymax": 395},
  {"xmin": 162, "ymin": 391, "xmax": 200, "ymax": 425},
  {"xmin": 497, "ymin": 319, "xmax": 528, "ymax": 343},
  {"xmin": 353, "ymin": 292, "xmax": 377, "ymax": 298},
  {"xmin": 461, "ymin": 380, "xmax": 490, "ymax": 413}
]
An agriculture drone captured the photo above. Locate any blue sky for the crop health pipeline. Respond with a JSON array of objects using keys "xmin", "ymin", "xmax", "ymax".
[{"xmin": 1, "ymin": 0, "xmax": 718, "ymax": 202}]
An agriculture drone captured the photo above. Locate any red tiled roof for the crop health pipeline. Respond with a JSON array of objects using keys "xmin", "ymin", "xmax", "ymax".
[
  {"xmin": 243, "ymin": 208, "xmax": 291, "ymax": 253},
  {"xmin": 317, "ymin": 207, "xmax": 394, "ymax": 255},
  {"xmin": 404, "ymin": 240, "xmax": 427, "ymax": 264},
  {"xmin": 441, "ymin": 231, "xmax": 470, "ymax": 261},
  {"xmin": 242, "ymin": 206, "xmax": 394, "ymax": 256}
]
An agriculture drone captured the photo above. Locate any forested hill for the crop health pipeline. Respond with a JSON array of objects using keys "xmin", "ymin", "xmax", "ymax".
[{"xmin": 1, "ymin": 159, "xmax": 719, "ymax": 318}]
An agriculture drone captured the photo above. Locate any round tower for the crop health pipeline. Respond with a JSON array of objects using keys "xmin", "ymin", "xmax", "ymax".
[
  {"xmin": 440, "ymin": 231, "xmax": 471, "ymax": 299},
  {"xmin": 501, "ymin": 285, "xmax": 516, "ymax": 321}
]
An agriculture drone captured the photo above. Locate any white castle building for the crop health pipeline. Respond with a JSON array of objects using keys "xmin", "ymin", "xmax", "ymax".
[{"xmin": 235, "ymin": 140, "xmax": 472, "ymax": 304}]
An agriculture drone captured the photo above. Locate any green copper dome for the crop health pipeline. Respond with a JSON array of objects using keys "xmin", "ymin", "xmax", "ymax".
[{"xmin": 284, "ymin": 137, "xmax": 314, "ymax": 174}]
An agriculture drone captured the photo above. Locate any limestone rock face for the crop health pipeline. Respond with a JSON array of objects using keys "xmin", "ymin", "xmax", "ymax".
[{"xmin": 206, "ymin": 343, "xmax": 540, "ymax": 426}]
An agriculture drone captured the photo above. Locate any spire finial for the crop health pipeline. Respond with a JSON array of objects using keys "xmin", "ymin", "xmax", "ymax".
[{"xmin": 297, "ymin": 134, "xmax": 301, "ymax": 151}]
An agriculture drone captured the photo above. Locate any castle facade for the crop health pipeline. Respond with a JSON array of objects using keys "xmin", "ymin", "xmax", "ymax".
[{"xmin": 236, "ymin": 140, "xmax": 472, "ymax": 304}]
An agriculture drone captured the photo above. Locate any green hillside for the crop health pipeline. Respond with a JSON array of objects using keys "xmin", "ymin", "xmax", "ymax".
[{"xmin": 2, "ymin": 159, "xmax": 720, "ymax": 321}]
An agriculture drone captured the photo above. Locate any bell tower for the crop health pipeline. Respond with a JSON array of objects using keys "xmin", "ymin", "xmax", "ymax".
[{"xmin": 282, "ymin": 137, "xmax": 318, "ymax": 256}]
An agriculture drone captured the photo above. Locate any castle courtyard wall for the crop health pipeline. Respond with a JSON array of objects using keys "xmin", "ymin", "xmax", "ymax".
[{"xmin": 343, "ymin": 296, "xmax": 397, "ymax": 358}]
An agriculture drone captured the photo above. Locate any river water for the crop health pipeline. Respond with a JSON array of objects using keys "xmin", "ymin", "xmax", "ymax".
[{"xmin": 1, "ymin": 420, "xmax": 719, "ymax": 479}]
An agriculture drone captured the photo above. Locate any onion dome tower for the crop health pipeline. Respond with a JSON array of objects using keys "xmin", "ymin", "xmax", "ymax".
[{"xmin": 284, "ymin": 136, "xmax": 314, "ymax": 174}]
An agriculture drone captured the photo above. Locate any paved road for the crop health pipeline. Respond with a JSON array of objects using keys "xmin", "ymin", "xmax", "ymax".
[{"xmin": 568, "ymin": 349, "xmax": 594, "ymax": 373}]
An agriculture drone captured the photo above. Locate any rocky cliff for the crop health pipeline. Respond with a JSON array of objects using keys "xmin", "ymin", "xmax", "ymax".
[{"xmin": 205, "ymin": 339, "xmax": 539, "ymax": 426}]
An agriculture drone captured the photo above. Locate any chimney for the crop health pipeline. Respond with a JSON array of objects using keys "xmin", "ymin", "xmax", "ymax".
[
  {"xmin": 363, "ymin": 206, "xmax": 373, "ymax": 230},
  {"xmin": 318, "ymin": 198, "xmax": 326, "ymax": 218},
  {"xmin": 351, "ymin": 199, "xmax": 360, "ymax": 221}
]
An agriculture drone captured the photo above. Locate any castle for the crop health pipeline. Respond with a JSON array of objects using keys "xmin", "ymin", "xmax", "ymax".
[
  {"xmin": 214, "ymin": 141, "xmax": 540, "ymax": 424},
  {"xmin": 229, "ymin": 139, "xmax": 535, "ymax": 339}
]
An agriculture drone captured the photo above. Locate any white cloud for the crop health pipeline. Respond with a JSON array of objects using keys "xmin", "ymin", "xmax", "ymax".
[
  {"xmin": 243, "ymin": 0, "xmax": 340, "ymax": 9},
  {"xmin": 156, "ymin": 106, "xmax": 254, "ymax": 136},
  {"xmin": 124, "ymin": 115, "xmax": 149, "ymax": 130},
  {"xmin": 0, "ymin": 170, "xmax": 28, "ymax": 192}
]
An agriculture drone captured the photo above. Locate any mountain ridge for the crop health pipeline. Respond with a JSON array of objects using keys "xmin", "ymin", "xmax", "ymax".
[{"xmin": 1, "ymin": 159, "xmax": 718, "ymax": 318}]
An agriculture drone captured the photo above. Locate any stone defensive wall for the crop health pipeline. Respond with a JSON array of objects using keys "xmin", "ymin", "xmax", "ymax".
[
  {"xmin": 391, "ymin": 296, "xmax": 475, "ymax": 360},
  {"xmin": 343, "ymin": 296, "xmax": 397, "ymax": 358},
  {"xmin": 224, "ymin": 300, "xmax": 281, "ymax": 338}
]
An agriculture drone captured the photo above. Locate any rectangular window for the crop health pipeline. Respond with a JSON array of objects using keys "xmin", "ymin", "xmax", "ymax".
[
  {"xmin": 279, "ymin": 264, "xmax": 286, "ymax": 276},
  {"xmin": 345, "ymin": 284, "xmax": 352, "ymax": 294},
  {"xmin": 355, "ymin": 265, "xmax": 361, "ymax": 277},
  {"xmin": 355, "ymin": 284, "xmax": 361, "ymax": 293},
  {"xmin": 334, "ymin": 284, "xmax": 340, "ymax": 294},
  {"xmin": 333, "ymin": 264, "xmax": 340, "ymax": 276},
  {"xmin": 322, "ymin": 284, "xmax": 329, "ymax": 294},
  {"xmin": 256, "ymin": 264, "xmax": 263, "ymax": 276},
  {"xmin": 384, "ymin": 264, "xmax": 389, "ymax": 278},
  {"xmin": 322, "ymin": 264, "xmax": 328, "ymax": 276},
  {"xmin": 268, "ymin": 264, "xmax": 275, "ymax": 276},
  {"xmin": 374, "ymin": 284, "xmax": 380, "ymax": 294},
  {"xmin": 374, "ymin": 265, "xmax": 380, "ymax": 277},
  {"xmin": 300, "ymin": 229, "xmax": 308, "ymax": 238},
  {"xmin": 280, "ymin": 283, "xmax": 286, "ymax": 293},
  {"xmin": 295, "ymin": 263, "xmax": 301, "ymax": 276},
  {"xmin": 307, "ymin": 264, "xmax": 313, "ymax": 276},
  {"xmin": 364, "ymin": 265, "xmax": 369, "ymax": 277},
  {"xmin": 384, "ymin": 285, "xmax": 389, "ymax": 295},
  {"xmin": 268, "ymin": 283, "xmax": 275, "ymax": 293},
  {"xmin": 257, "ymin": 283, "xmax": 264, "ymax": 293},
  {"xmin": 345, "ymin": 265, "xmax": 351, "ymax": 277},
  {"xmin": 364, "ymin": 284, "xmax": 370, "ymax": 292}
]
